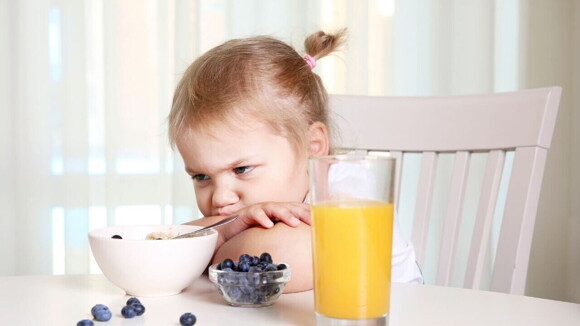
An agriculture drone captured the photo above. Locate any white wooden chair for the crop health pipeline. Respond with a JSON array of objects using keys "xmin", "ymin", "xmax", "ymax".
[{"xmin": 329, "ymin": 87, "xmax": 561, "ymax": 295}]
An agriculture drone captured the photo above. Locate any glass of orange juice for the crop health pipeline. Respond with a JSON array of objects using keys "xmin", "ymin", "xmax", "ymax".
[{"xmin": 309, "ymin": 155, "xmax": 395, "ymax": 326}]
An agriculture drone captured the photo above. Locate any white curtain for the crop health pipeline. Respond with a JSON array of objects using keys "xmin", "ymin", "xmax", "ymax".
[
  {"xmin": 0, "ymin": 0, "xmax": 522, "ymax": 275},
  {"xmin": 1, "ymin": 0, "xmax": 577, "ymax": 303}
]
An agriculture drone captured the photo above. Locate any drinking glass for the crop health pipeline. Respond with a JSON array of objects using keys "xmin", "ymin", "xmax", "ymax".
[{"xmin": 309, "ymin": 155, "xmax": 395, "ymax": 326}]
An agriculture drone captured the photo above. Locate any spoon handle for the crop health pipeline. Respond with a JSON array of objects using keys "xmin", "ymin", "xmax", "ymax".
[{"xmin": 173, "ymin": 215, "xmax": 238, "ymax": 239}]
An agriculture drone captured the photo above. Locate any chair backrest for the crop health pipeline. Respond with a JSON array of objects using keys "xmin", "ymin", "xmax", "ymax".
[{"xmin": 329, "ymin": 87, "xmax": 561, "ymax": 295}]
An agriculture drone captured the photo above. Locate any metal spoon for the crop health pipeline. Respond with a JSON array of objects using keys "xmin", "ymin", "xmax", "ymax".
[{"xmin": 172, "ymin": 215, "xmax": 238, "ymax": 239}]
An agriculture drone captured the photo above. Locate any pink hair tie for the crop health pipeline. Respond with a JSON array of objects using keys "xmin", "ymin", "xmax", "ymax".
[{"xmin": 304, "ymin": 55, "xmax": 316, "ymax": 69}]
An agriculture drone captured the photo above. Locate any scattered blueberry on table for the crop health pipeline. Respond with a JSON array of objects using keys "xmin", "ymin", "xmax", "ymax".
[
  {"xmin": 126, "ymin": 297, "xmax": 140, "ymax": 306},
  {"xmin": 111, "ymin": 234, "xmax": 122, "ymax": 239},
  {"xmin": 180, "ymin": 312, "xmax": 197, "ymax": 326},
  {"xmin": 81, "ymin": 298, "xmax": 155, "ymax": 324},
  {"xmin": 125, "ymin": 297, "xmax": 146, "ymax": 316},
  {"xmin": 90, "ymin": 304, "xmax": 111, "ymax": 321},
  {"xmin": 131, "ymin": 302, "xmax": 146, "ymax": 316},
  {"xmin": 121, "ymin": 305, "xmax": 137, "ymax": 318},
  {"xmin": 76, "ymin": 320, "xmax": 94, "ymax": 326}
]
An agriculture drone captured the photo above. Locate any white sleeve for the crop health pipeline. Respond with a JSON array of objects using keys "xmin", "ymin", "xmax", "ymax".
[{"xmin": 391, "ymin": 217, "xmax": 424, "ymax": 284}]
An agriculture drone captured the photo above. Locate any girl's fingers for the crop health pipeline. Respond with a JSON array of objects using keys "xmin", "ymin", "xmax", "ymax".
[
  {"xmin": 235, "ymin": 202, "xmax": 312, "ymax": 230},
  {"xmin": 264, "ymin": 203, "xmax": 310, "ymax": 227},
  {"xmin": 240, "ymin": 209, "xmax": 274, "ymax": 228},
  {"xmin": 277, "ymin": 203, "xmax": 311, "ymax": 225}
]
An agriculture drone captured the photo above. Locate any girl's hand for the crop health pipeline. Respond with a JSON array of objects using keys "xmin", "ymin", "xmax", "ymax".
[{"xmin": 219, "ymin": 202, "xmax": 310, "ymax": 242}]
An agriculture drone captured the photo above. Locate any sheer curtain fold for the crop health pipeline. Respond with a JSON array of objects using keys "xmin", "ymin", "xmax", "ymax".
[{"xmin": 0, "ymin": 0, "xmax": 16, "ymax": 275}]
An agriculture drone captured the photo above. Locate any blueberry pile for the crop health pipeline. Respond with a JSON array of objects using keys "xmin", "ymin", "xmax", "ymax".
[
  {"xmin": 217, "ymin": 253, "xmax": 287, "ymax": 273},
  {"xmin": 213, "ymin": 252, "xmax": 290, "ymax": 306}
]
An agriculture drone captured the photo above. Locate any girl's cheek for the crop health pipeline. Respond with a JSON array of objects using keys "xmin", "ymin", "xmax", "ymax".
[{"xmin": 194, "ymin": 188, "xmax": 213, "ymax": 212}]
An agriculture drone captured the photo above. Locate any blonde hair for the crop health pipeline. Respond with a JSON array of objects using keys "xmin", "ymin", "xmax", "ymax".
[{"xmin": 168, "ymin": 29, "xmax": 346, "ymax": 153}]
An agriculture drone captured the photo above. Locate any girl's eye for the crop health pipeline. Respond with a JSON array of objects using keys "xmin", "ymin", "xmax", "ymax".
[
  {"xmin": 233, "ymin": 166, "xmax": 253, "ymax": 175},
  {"xmin": 192, "ymin": 174, "xmax": 209, "ymax": 181}
]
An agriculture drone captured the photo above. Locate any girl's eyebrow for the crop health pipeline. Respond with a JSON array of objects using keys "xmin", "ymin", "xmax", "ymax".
[
  {"xmin": 226, "ymin": 158, "xmax": 252, "ymax": 169},
  {"xmin": 184, "ymin": 166, "xmax": 198, "ymax": 175},
  {"xmin": 184, "ymin": 157, "xmax": 256, "ymax": 175}
]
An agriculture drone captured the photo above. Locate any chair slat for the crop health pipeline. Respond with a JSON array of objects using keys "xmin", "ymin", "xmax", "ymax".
[
  {"xmin": 491, "ymin": 147, "xmax": 548, "ymax": 294},
  {"xmin": 437, "ymin": 151, "xmax": 471, "ymax": 286},
  {"xmin": 464, "ymin": 150, "xmax": 506, "ymax": 290},
  {"xmin": 411, "ymin": 151, "xmax": 438, "ymax": 265},
  {"xmin": 390, "ymin": 151, "xmax": 403, "ymax": 211}
]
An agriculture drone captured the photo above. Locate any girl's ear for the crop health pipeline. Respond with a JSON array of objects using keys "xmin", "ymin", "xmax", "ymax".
[{"xmin": 308, "ymin": 122, "xmax": 330, "ymax": 156}]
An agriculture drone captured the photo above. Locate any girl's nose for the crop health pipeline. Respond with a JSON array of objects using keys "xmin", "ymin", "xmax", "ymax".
[{"xmin": 212, "ymin": 183, "xmax": 239, "ymax": 211}]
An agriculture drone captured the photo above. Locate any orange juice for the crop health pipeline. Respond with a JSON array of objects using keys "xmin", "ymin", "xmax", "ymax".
[{"xmin": 311, "ymin": 200, "xmax": 393, "ymax": 319}]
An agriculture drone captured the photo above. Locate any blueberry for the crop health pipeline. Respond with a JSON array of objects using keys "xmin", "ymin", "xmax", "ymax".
[
  {"xmin": 250, "ymin": 256, "xmax": 260, "ymax": 266},
  {"xmin": 238, "ymin": 261, "xmax": 250, "ymax": 272},
  {"xmin": 238, "ymin": 277, "xmax": 251, "ymax": 294},
  {"xmin": 131, "ymin": 303, "xmax": 146, "ymax": 316},
  {"xmin": 93, "ymin": 309, "xmax": 112, "ymax": 322},
  {"xmin": 121, "ymin": 305, "xmax": 137, "ymax": 318},
  {"xmin": 90, "ymin": 304, "xmax": 109, "ymax": 320},
  {"xmin": 239, "ymin": 254, "xmax": 251, "ymax": 262},
  {"xmin": 226, "ymin": 286, "xmax": 243, "ymax": 300},
  {"xmin": 239, "ymin": 293, "xmax": 251, "ymax": 302},
  {"xmin": 77, "ymin": 320, "xmax": 94, "ymax": 326},
  {"xmin": 249, "ymin": 291, "xmax": 261, "ymax": 304},
  {"xmin": 221, "ymin": 258, "xmax": 235, "ymax": 270},
  {"xmin": 263, "ymin": 283, "xmax": 280, "ymax": 296},
  {"xmin": 246, "ymin": 269, "xmax": 261, "ymax": 285},
  {"xmin": 248, "ymin": 266, "xmax": 261, "ymax": 273},
  {"xmin": 277, "ymin": 263, "xmax": 287, "ymax": 270},
  {"xmin": 111, "ymin": 234, "xmax": 122, "ymax": 239},
  {"xmin": 264, "ymin": 263, "xmax": 278, "ymax": 271},
  {"xmin": 180, "ymin": 312, "xmax": 197, "ymax": 326},
  {"xmin": 259, "ymin": 252, "xmax": 273, "ymax": 264},
  {"xmin": 222, "ymin": 267, "xmax": 233, "ymax": 272},
  {"xmin": 126, "ymin": 297, "xmax": 141, "ymax": 306}
]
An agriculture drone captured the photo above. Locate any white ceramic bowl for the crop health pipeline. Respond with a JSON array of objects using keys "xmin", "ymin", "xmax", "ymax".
[{"xmin": 89, "ymin": 224, "xmax": 218, "ymax": 297}]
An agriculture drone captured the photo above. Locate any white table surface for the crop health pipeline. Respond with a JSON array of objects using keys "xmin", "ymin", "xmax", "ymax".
[{"xmin": 1, "ymin": 274, "xmax": 579, "ymax": 325}]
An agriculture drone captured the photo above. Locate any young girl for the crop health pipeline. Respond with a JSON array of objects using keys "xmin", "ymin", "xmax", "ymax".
[{"xmin": 168, "ymin": 29, "xmax": 423, "ymax": 293}]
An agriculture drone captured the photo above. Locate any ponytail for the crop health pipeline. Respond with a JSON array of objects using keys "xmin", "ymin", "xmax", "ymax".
[{"xmin": 304, "ymin": 28, "xmax": 347, "ymax": 60}]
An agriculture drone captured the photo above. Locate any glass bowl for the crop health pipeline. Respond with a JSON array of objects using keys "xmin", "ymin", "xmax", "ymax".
[{"xmin": 208, "ymin": 263, "xmax": 291, "ymax": 307}]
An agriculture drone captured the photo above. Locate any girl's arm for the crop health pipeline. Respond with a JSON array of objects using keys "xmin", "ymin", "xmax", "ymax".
[
  {"xmin": 185, "ymin": 202, "xmax": 311, "ymax": 251},
  {"xmin": 212, "ymin": 222, "xmax": 313, "ymax": 293}
]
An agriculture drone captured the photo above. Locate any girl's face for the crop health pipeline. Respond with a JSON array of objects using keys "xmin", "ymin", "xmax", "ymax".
[{"xmin": 176, "ymin": 118, "xmax": 310, "ymax": 217}]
